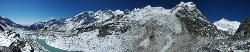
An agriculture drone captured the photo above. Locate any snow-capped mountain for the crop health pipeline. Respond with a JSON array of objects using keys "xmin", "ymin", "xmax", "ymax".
[
  {"xmin": 0, "ymin": 16, "xmax": 31, "ymax": 31},
  {"xmin": 0, "ymin": 30, "xmax": 28, "ymax": 52},
  {"xmin": 213, "ymin": 18, "xmax": 241, "ymax": 35},
  {"xmin": 172, "ymin": 2, "xmax": 224, "ymax": 37},
  {"xmin": 1, "ymin": 1, "xmax": 250, "ymax": 52},
  {"xmin": 0, "ymin": 16, "xmax": 20, "ymax": 31},
  {"xmin": 30, "ymin": 2, "xmax": 229, "ymax": 52},
  {"xmin": 30, "ymin": 18, "xmax": 65, "ymax": 31}
]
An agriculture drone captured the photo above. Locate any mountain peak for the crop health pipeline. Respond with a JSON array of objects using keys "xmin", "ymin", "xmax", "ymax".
[
  {"xmin": 213, "ymin": 18, "xmax": 241, "ymax": 34},
  {"xmin": 172, "ymin": 1, "xmax": 197, "ymax": 12},
  {"xmin": 177, "ymin": 2, "xmax": 196, "ymax": 8},
  {"xmin": 74, "ymin": 11, "xmax": 94, "ymax": 17},
  {"xmin": 142, "ymin": 5, "xmax": 165, "ymax": 10}
]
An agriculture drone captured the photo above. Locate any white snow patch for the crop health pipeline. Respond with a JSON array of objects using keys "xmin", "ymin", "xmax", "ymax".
[
  {"xmin": 177, "ymin": 2, "xmax": 196, "ymax": 8},
  {"xmin": 139, "ymin": 38, "xmax": 150, "ymax": 48},
  {"xmin": 21, "ymin": 43, "xmax": 33, "ymax": 52},
  {"xmin": 113, "ymin": 9, "xmax": 124, "ymax": 15},
  {"xmin": 0, "ymin": 31, "xmax": 17, "ymax": 47},
  {"xmin": 172, "ymin": 1, "xmax": 196, "ymax": 14},
  {"xmin": 160, "ymin": 35, "xmax": 174, "ymax": 52},
  {"xmin": 233, "ymin": 50, "xmax": 244, "ymax": 52}
]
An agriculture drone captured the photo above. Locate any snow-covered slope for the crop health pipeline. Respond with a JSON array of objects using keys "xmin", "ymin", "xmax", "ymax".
[
  {"xmin": 213, "ymin": 18, "xmax": 241, "ymax": 34},
  {"xmin": 0, "ymin": 30, "xmax": 36, "ymax": 52},
  {"xmin": 33, "ymin": 2, "xmax": 228, "ymax": 52},
  {"xmin": 0, "ymin": 16, "xmax": 47, "ymax": 52},
  {"xmin": 0, "ymin": 30, "xmax": 19, "ymax": 47}
]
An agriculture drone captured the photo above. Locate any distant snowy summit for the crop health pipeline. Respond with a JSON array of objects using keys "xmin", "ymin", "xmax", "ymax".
[{"xmin": 213, "ymin": 18, "xmax": 241, "ymax": 34}]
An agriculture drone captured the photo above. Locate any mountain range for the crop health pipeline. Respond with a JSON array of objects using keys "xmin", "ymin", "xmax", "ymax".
[{"xmin": 0, "ymin": 2, "xmax": 250, "ymax": 52}]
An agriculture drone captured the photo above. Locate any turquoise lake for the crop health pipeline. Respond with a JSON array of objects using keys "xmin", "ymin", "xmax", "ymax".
[{"xmin": 35, "ymin": 38, "xmax": 69, "ymax": 52}]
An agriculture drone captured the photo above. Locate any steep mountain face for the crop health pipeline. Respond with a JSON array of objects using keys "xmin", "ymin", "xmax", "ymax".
[
  {"xmin": 169, "ymin": 2, "xmax": 231, "ymax": 52},
  {"xmin": 65, "ymin": 11, "xmax": 97, "ymax": 31},
  {"xmin": 0, "ymin": 16, "xmax": 17, "ymax": 31},
  {"xmin": 172, "ymin": 2, "xmax": 223, "ymax": 37},
  {"xmin": 235, "ymin": 17, "xmax": 250, "ymax": 38}
]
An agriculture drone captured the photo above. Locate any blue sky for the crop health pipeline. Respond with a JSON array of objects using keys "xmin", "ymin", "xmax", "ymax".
[{"xmin": 0, "ymin": 0, "xmax": 250, "ymax": 25}]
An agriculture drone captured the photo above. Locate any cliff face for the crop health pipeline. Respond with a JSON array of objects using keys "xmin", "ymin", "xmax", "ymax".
[{"xmin": 235, "ymin": 17, "xmax": 250, "ymax": 38}]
